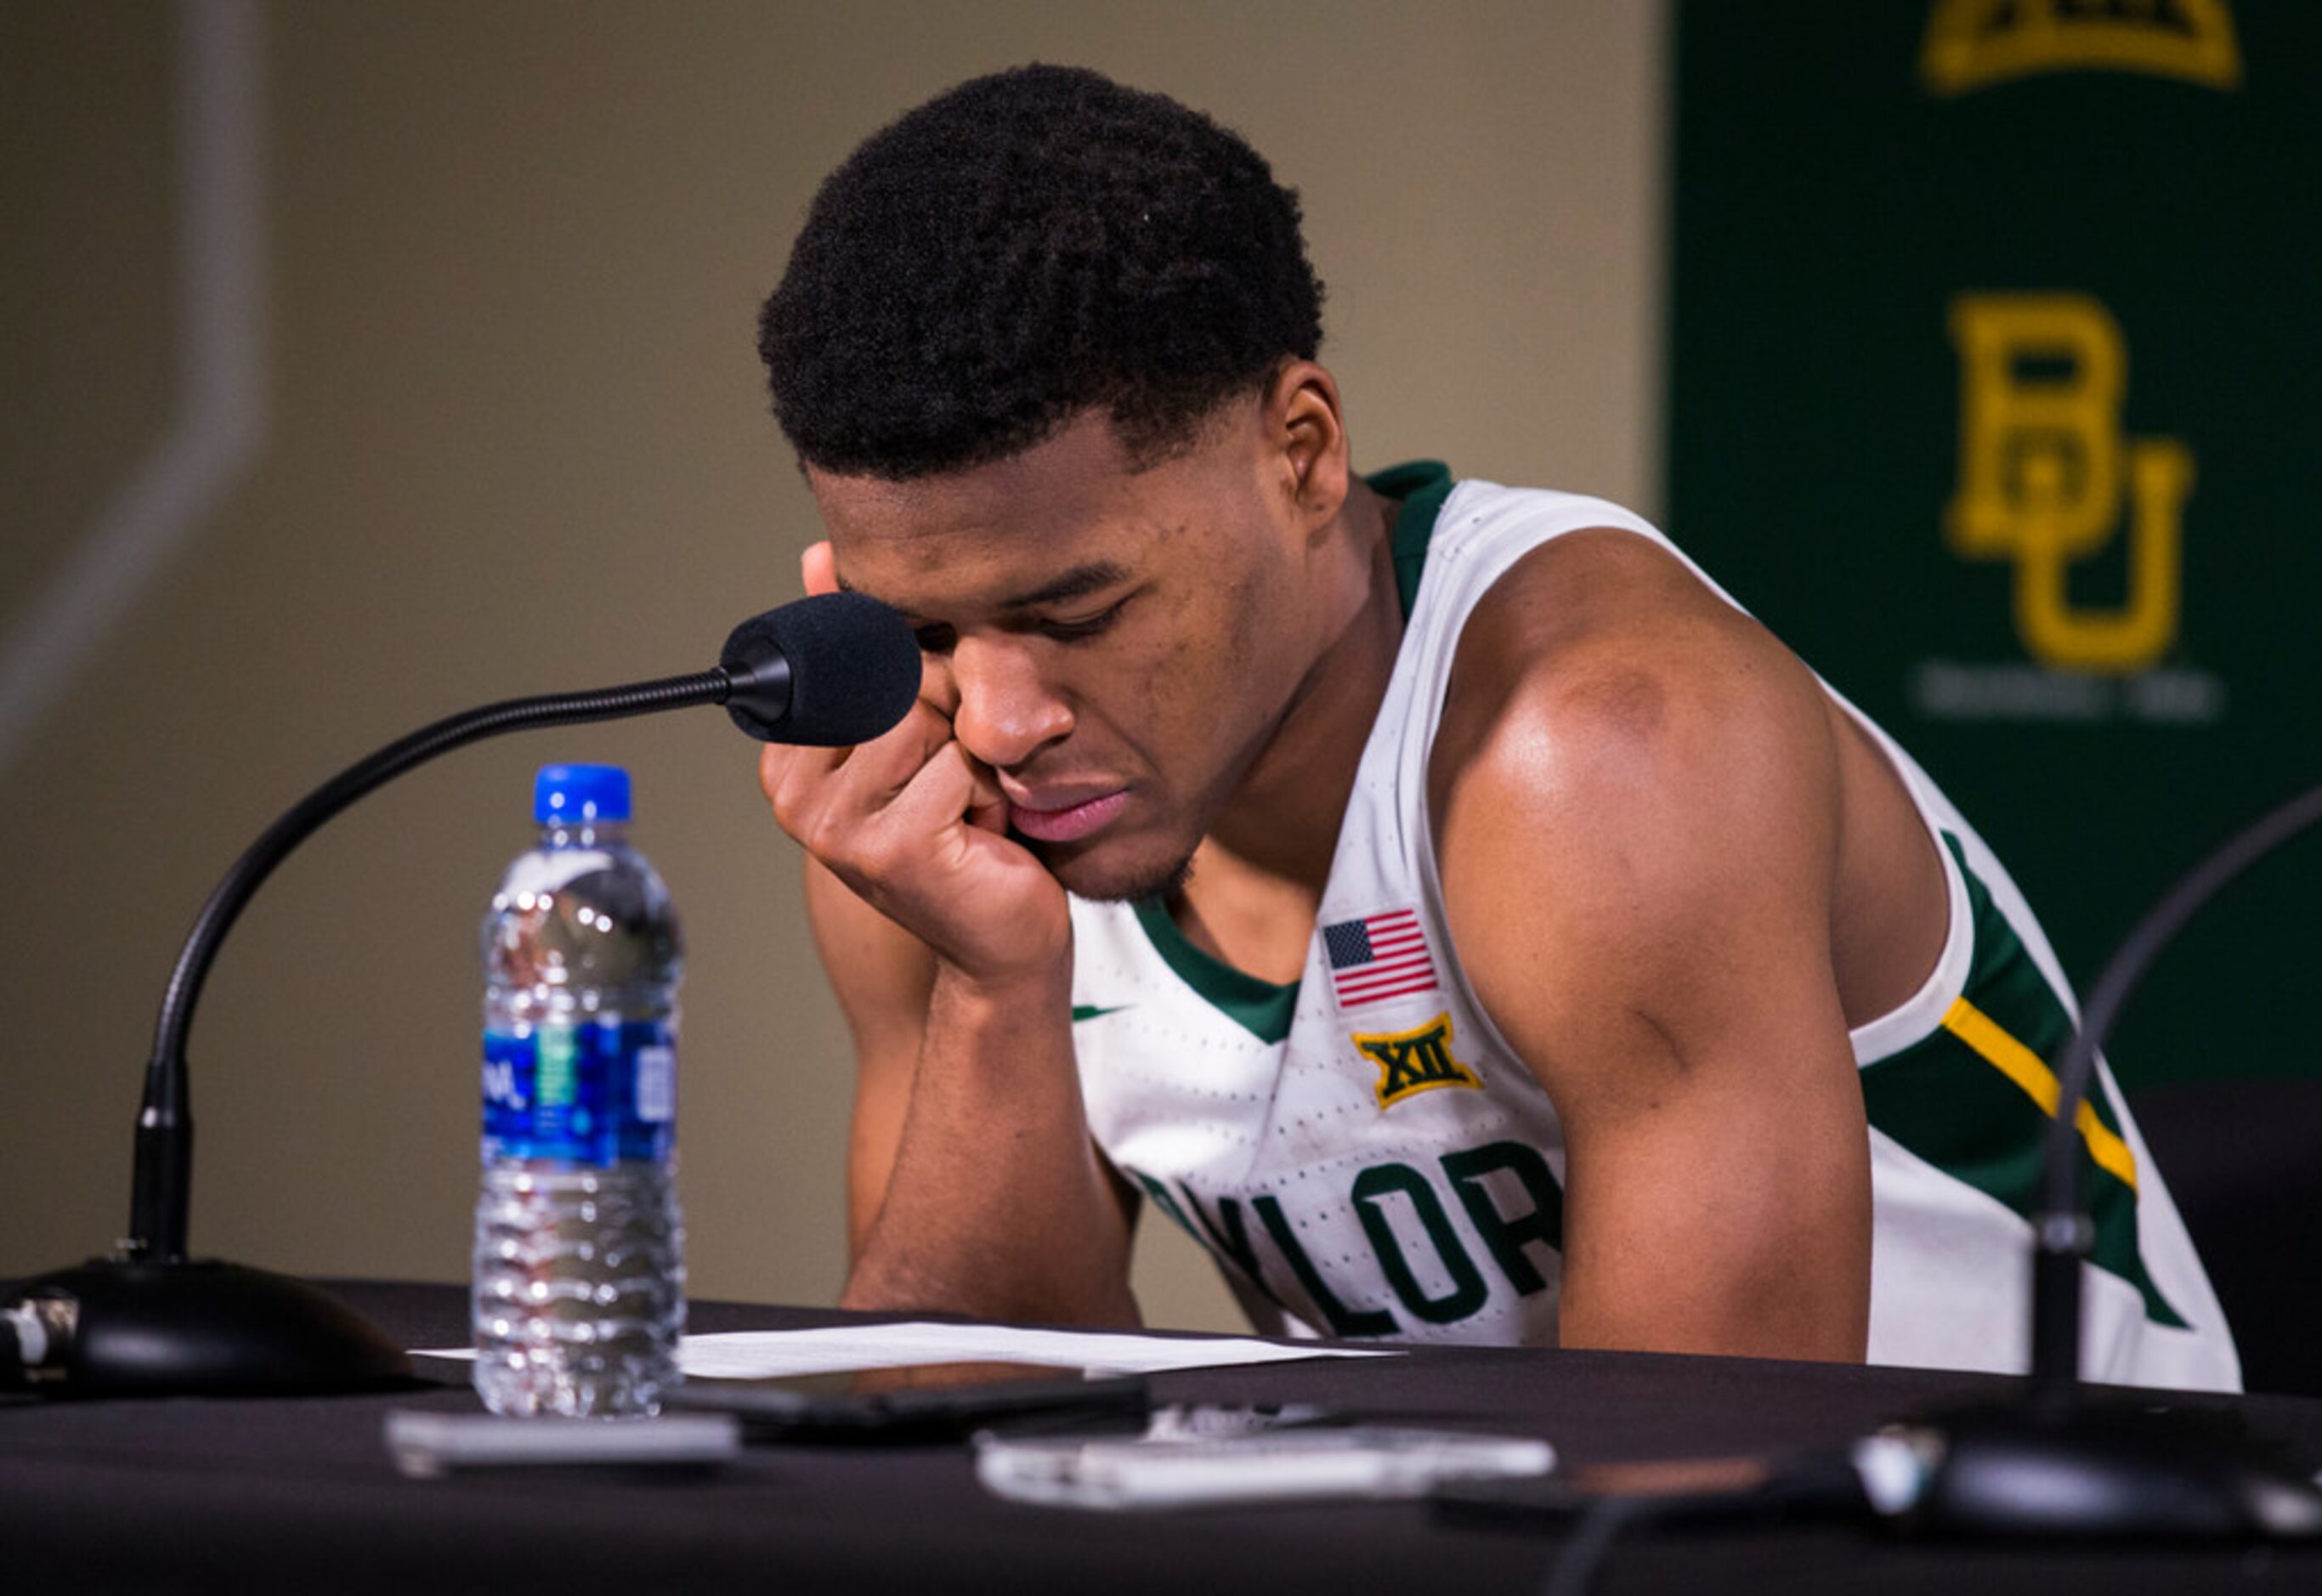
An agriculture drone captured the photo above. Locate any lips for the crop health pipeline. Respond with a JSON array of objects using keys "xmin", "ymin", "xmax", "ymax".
[{"xmin": 1008, "ymin": 790, "xmax": 1130, "ymax": 845}]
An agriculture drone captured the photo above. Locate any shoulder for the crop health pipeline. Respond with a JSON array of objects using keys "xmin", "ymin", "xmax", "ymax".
[
  {"xmin": 1430, "ymin": 528, "xmax": 1838, "ymax": 835},
  {"xmin": 1426, "ymin": 530, "xmax": 1846, "ymax": 1078}
]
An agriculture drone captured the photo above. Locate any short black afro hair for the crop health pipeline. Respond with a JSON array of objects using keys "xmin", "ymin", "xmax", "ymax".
[{"xmin": 757, "ymin": 64, "xmax": 1325, "ymax": 479}]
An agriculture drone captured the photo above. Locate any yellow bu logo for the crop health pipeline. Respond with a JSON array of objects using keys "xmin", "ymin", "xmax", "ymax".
[{"xmin": 1945, "ymin": 294, "xmax": 2193, "ymax": 672}]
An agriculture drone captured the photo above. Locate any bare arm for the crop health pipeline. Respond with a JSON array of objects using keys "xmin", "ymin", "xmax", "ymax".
[
  {"xmin": 768, "ymin": 548, "xmax": 1138, "ymax": 1327},
  {"xmin": 1432, "ymin": 534, "xmax": 1872, "ymax": 1361},
  {"xmin": 799, "ymin": 856, "xmax": 932, "ymax": 1258}
]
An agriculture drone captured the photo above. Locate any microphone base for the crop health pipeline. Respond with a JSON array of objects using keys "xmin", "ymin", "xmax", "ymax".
[
  {"xmin": 7, "ymin": 1256, "xmax": 415, "ymax": 1397},
  {"xmin": 1873, "ymin": 1397, "xmax": 2322, "ymax": 1540}
]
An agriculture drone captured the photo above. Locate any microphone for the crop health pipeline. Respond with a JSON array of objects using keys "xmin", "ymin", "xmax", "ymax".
[
  {"xmin": 3, "ymin": 592, "xmax": 920, "ymax": 1396},
  {"xmin": 1857, "ymin": 778, "xmax": 2322, "ymax": 1540},
  {"xmin": 721, "ymin": 591, "xmax": 921, "ymax": 745}
]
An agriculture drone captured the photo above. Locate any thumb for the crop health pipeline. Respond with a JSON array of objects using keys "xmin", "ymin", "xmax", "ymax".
[
  {"xmin": 801, "ymin": 540, "xmax": 839, "ymax": 597},
  {"xmin": 962, "ymin": 751, "xmax": 1010, "ymax": 835}
]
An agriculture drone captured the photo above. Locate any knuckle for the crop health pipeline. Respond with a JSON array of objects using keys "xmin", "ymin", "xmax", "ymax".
[
  {"xmin": 852, "ymin": 829, "xmax": 905, "ymax": 881},
  {"xmin": 757, "ymin": 749, "xmax": 789, "ymax": 806},
  {"xmin": 767, "ymin": 780, "xmax": 809, "ymax": 839},
  {"xmin": 803, "ymin": 809, "xmax": 852, "ymax": 863}
]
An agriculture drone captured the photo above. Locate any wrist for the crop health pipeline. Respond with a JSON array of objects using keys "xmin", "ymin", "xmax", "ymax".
[{"xmin": 929, "ymin": 953, "xmax": 1073, "ymax": 1022}]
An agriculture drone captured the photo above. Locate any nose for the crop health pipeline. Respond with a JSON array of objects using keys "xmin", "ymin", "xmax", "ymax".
[{"xmin": 943, "ymin": 637, "xmax": 1073, "ymax": 769}]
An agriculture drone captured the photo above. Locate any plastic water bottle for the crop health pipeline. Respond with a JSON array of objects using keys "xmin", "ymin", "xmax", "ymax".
[{"xmin": 473, "ymin": 763, "xmax": 685, "ymax": 1417}]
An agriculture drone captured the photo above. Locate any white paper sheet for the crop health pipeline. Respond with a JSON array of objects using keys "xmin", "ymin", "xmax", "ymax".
[
  {"xmin": 677, "ymin": 1323, "xmax": 1393, "ymax": 1378},
  {"xmin": 415, "ymin": 1322, "xmax": 1392, "ymax": 1379}
]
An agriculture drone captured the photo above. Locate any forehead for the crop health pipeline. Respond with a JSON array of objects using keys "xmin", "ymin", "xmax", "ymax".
[{"xmin": 807, "ymin": 410, "xmax": 1247, "ymax": 614}]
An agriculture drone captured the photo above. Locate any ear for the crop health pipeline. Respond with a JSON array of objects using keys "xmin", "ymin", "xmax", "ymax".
[
  {"xmin": 800, "ymin": 539, "xmax": 839, "ymax": 596},
  {"xmin": 1262, "ymin": 361, "xmax": 1351, "ymax": 542}
]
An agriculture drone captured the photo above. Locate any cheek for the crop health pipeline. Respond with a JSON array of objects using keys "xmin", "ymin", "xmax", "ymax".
[
  {"xmin": 1175, "ymin": 571, "xmax": 1277, "ymax": 733},
  {"xmin": 1100, "ymin": 586, "xmax": 1243, "ymax": 767},
  {"xmin": 1221, "ymin": 569, "xmax": 1277, "ymax": 665},
  {"xmin": 1129, "ymin": 610, "xmax": 1208, "ymax": 750}
]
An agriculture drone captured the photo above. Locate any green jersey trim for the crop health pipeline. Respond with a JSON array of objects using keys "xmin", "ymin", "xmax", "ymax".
[
  {"xmin": 1367, "ymin": 459, "xmax": 1457, "ymax": 619},
  {"xmin": 1125, "ymin": 461, "xmax": 1457, "ymax": 1039},
  {"xmin": 1860, "ymin": 835, "xmax": 2190, "ymax": 1329},
  {"xmin": 1130, "ymin": 897, "xmax": 1299, "ymax": 1044}
]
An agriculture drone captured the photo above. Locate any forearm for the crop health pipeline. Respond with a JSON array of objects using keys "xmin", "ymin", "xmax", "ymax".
[
  {"xmin": 1557, "ymin": 1233, "xmax": 1870, "ymax": 1363},
  {"xmin": 1555, "ymin": 1107, "xmax": 1871, "ymax": 1362},
  {"xmin": 841, "ymin": 962, "xmax": 1140, "ymax": 1327}
]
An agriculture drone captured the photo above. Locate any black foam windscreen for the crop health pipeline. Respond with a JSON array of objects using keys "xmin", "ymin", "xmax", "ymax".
[{"xmin": 719, "ymin": 591, "xmax": 921, "ymax": 745}]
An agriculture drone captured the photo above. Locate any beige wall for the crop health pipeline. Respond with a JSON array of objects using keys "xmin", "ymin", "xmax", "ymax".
[{"xmin": 0, "ymin": 0, "xmax": 1665, "ymax": 1333}]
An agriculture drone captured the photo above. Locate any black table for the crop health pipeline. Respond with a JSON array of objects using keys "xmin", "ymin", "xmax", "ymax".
[{"xmin": 6, "ymin": 1282, "xmax": 2319, "ymax": 1593}]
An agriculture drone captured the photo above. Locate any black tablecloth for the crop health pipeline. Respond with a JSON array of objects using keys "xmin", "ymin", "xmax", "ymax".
[{"xmin": 5, "ymin": 1281, "xmax": 2319, "ymax": 1593}]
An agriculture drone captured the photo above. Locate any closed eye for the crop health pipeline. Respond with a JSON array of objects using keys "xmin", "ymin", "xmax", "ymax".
[
  {"xmin": 908, "ymin": 592, "xmax": 1134, "ymax": 653},
  {"xmin": 1037, "ymin": 599, "xmax": 1128, "ymax": 642}
]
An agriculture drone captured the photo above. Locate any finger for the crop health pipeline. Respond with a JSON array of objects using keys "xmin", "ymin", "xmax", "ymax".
[
  {"xmin": 760, "ymin": 683, "xmax": 949, "ymax": 819},
  {"xmin": 812, "ymin": 700, "xmax": 955, "ymax": 809},
  {"xmin": 760, "ymin": 739, "xmax": 852, "ymax": 838},
  {"xmin": 881, "ymin": 740, "xmax": 1020, "ymax": 852},
  {"xmin": 774, "ymin": 700, "xmax": 958, "ymax": 853},
  {"xmin": 961, "ymin": 752, "xmax": 1009, "ymax": 835},
  {"xmin": 801, "ymin": 540, "xmax": 839, "ymax": 597},
  {"xmin": 920, "ymin": 651, "xmax": 959, "ymax": 721},
  {"xmin": 815, "ymin": 739, "xmax": 988, "ymax": 902},
  {"xmin": 759, "ymin": 739, "xmax": 848, "ymax": 802},
  {"xmin": 881, "ymin": 738, "xmax": 983, "ymax": 839}
]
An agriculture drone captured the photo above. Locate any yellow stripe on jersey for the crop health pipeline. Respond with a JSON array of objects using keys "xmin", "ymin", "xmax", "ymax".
[{"xmin": 1940, "ymin": 996, "xmax": 2139, "ymax": 1191}]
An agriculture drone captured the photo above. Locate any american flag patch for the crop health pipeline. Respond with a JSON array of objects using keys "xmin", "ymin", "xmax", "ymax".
[{"xmin": 1321, "ymin": 908, "xmax": 1440, "ymax": 1010}]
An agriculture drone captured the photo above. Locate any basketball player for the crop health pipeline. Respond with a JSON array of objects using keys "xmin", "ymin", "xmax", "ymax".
[{"xmin": 750, "ymin": 65, "xmax": 2235, "ymax": 1388}]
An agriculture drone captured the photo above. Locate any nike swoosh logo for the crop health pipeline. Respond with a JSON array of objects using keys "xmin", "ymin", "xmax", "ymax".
[{"xmin": 1072, "ymin": 1004, "xmax": 1132, "ymax": 1022}]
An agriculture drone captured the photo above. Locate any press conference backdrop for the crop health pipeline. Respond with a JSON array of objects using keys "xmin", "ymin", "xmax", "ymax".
[
  {"xmin": 1668, "ymin": 1, "xmax": 2320, "ymax": 1093},
  {"xmin": 0, "ymin": 3, "xmax": 1665, "ymax": 1329}
]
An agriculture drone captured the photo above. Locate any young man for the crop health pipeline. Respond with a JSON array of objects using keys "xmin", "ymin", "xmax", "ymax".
[{"xmin": 752, "ymin": 65, "xmax": 2237, "ymax": 1388}]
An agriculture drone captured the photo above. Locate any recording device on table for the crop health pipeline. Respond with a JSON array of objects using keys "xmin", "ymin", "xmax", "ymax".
[
  {"xmin": 664, "ymin": 1363, "xmax": 1554, "ymax": 1506},
  {"xmin": 0, "ymin": 592, "xmax": 920, "ymax": 1401},
  {"xmin": 663, "ymin": 1359, "xmax": 1151, "ymax": 1440},
  {"xmin": 385, "ymin": 1360, "xmax": 1150, "ymax": 1477},
  {"xmin": 387, "ymin": 1363, "xmax": 1554, "ymax": 1506},
  {"xmin": 977, "ymin": 1423, "xmax": 1556, "ymax": 1511}
]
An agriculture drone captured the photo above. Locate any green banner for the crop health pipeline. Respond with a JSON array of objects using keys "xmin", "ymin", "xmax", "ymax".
[{"xmin": 1668, "ymin": 2, "xmax": 2322, "ymax": 1087}]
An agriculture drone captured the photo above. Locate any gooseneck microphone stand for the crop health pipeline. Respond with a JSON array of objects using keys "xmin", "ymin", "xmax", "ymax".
[
  {"xmin": 3, "ymin": 593, "xmax": 917, "ymax": 1395},
  {"xmin": 128, "ymin": 669, "xmax": 734, "ymax": 1272},
  {"xmin": 1882, "ymin": 777, "xmax": 2322, "ymax": 1537}
]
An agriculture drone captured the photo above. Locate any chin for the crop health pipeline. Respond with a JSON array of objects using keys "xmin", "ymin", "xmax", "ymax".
[{"xmin": 1030, "ymin": 835, "xmax": 1195, "ymax": 904}]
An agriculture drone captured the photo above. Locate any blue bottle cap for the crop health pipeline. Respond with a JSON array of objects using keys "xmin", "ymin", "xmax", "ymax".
[{"xmin": 534, "ymin": 763, "xmax": 631, "ymax": 823}]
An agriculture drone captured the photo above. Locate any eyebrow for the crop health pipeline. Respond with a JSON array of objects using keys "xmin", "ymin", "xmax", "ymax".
[
  {"xmin": 837, "ymin": 561, "xmax": 1132, "ymax": 618},
  {"xmin": 994, "ymin": 562, "xmax": 1132, "ymax": 612}
]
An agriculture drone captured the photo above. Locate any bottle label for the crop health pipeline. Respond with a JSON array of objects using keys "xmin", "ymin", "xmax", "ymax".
[{"xmin": 481, "ymin": 1019, "xmax": 675, "ymax": 1164}]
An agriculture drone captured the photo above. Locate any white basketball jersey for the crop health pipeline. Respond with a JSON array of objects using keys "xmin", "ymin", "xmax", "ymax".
[{"xmin": 1068, "ymin": 464, "xmax": 2240, "ymax": 1391}]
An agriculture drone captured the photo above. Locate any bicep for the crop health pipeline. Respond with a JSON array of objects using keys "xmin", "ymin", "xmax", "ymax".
[
  {"xmin": 1435, "ymin": 624, "xmax": 1872, "ymax": 1361},
  {"xmin": 1541, "ymin": 962, "xmax": 1870, "ymax": 1361},
  {"xmin": 803, "ymin": 853, "xmax": 936, "ymax": 1255}
]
